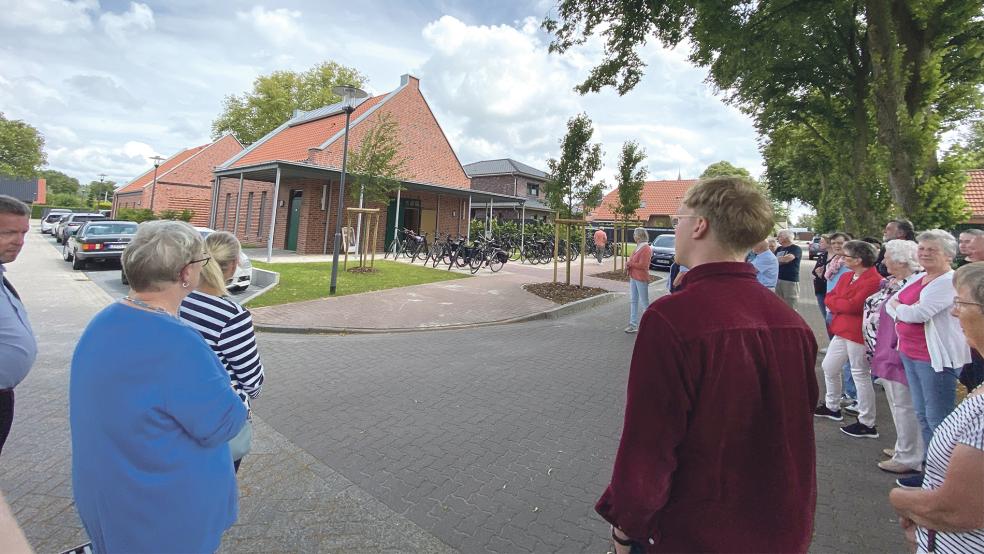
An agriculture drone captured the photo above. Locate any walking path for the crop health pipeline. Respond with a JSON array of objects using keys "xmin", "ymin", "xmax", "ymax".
[
  {"xmin": 0, "ymin": 226, "xmax": 451, "ymax": 553},
  {"xmin": 245, "ymin": 248, "xmax": 654, "ymax": 331}
]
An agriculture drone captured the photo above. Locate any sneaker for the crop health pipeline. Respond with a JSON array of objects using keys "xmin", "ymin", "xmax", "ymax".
[
  {"xmin": 840, "ymin": 422, "xmax": 879, "ymax": 438},
  {"xmin": 843, "ymin": 400, "xmax": 860, "ymax": 416},
  {"xmin": 813, "ymin": 406, "xmax": 843, "ymax": 421},
  {"xmin": 839, "ymin": 396, "xmax": 857, "ymax": 408},
  {"xmin": 882, "ymin": 448, "xmax": 896, "ymax": 458},
  {"xmin": 896, "ymin": 473, "xmax": 924, "ymax": 489},
  {"xmin": 878, "ymin": 460, "xmax": 920, "ymax": 474},
  {"xmin": 624, "ymin": 326, "xmax": 638, "ymax": 334}
]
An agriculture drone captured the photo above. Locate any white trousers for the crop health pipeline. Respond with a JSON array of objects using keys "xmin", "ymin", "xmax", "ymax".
[
  {"xmin": 821, "ymin": 336, "xmax": 876, "ymax": 426},
  {"xmin": 879, "ymin": 379, "xmax": 924, "ymax": 469}
]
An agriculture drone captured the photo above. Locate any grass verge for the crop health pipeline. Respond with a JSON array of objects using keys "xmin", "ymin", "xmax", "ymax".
[{"xmin": 247, "ymin": 260, "xmax": 468, "ymax": 308}]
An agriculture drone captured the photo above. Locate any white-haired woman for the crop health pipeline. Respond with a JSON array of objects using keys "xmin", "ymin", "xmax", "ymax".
[
  {"xmin": 180, "ymin": 231, "xmax": 265, "ymax": 473},
  {"xmin": 71, "ymin": 221, "xmax": 247, "ymax": 553},
  {"xmin": 887, "ymin": 229, "xmax": 972, "ymax": 489},
  {"xmin": 624, "ymin": 227, "xmax": 653, "ymax": 333},
  {"xmin": 890, "ymin": 262, "xmax": 984, "ymax": 553},
  {"xmin": 863, "ymin": 240, "xmax": 924, "ymax": 474}
]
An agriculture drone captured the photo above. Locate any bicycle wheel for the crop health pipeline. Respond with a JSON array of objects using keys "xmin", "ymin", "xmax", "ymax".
[
  {"xmin": 384, "ymin": 239, "xmax": 397, "ymax": 259},
  {"xmin": 489, "ymin": 250, "xmax": 505, "ymax": 272},
  {"xmin": 469, "ymin": 250, "xmax": 485, "ymax": 274}
]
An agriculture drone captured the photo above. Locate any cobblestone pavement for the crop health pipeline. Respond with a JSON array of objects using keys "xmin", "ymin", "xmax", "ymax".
[
  {"xmin": 250, "ymin": 261, "xmax": 908, "ymax": 553},
  {"xmin": 3, "ymin": 227, "xmax": 910, "ymax": 553},
  {"xmin": 1, "ymin": 226, "xmax": 450, "ymax": 553}
]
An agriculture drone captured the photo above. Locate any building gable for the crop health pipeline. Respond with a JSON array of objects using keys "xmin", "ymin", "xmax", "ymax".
[{"xmin": 589, "ymin": 179, "xmax": 699, "ymax": 222}]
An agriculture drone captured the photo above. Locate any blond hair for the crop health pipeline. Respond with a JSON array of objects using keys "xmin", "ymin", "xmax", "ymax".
[
  {"xmin": 683, "ymin": 177, "xmax": 774, "ymax": 254},
  {"xmin": 200, "ymin": 231, "xmax": 241, "ymax": 292}
]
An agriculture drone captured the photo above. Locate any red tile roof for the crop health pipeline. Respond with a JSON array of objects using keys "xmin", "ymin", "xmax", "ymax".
[
  {"xmin": 116, "ymin": 145, "xmax": 208, "ymax": 194},
  {"xmin": 230, "ymin": 95, "xmax": 386, "ymax": 168},
  {"xmin": 589, "ymin": 179, "xmax": 699, "ymax": 221},
  {"xmin": 966, "ymin": 169, "xmax": 984, "ymax": 220}
]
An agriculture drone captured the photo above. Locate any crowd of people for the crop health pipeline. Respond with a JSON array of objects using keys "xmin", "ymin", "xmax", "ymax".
[{"xmin": 2, "ymin": 187, "xmax": 984, "ymax": 552}]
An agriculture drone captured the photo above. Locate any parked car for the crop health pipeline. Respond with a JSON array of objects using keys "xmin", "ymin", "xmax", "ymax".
[
  {"xmin": 40, "ymin": 210, "xmax": 72, "ymax": 234},
  {"xmin": 63, "ymin": 221, "xmax": 138, "ymax": 270},
  {"xmin": 120, "ymin": 226, "xmax": 252, "ymax": 292},
  {"xmin": 55, "ymin": 213, "xmax": 106, "ymax": 244},
  {"xmin": 649, "ymin": 233, "xmax": 676, "ymax": 271},
  {"xmin": 808, "ymin": 235, "xmax": 822, "ymax": 260}
]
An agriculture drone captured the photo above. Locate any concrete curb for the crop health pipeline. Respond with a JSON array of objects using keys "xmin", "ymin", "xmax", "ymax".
[{"xmin": 255, "ymin": 290, "xmax": 622, "ymax": 335}]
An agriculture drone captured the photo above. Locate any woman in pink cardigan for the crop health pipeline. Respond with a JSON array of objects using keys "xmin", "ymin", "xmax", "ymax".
[{"xmin": 625, "ymin": 227, "xmax": 653, "ymax": 333}]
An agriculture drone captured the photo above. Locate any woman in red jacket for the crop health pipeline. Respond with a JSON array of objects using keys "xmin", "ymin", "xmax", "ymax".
[{"xmin": 816, "ymin": 240, "xmax": 884, "ymax": 438}]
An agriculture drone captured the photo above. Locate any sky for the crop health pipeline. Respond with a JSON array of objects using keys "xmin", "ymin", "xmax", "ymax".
[{"xmin": 0, "ymin": 0, "xmax": 767, "ymax": 198}]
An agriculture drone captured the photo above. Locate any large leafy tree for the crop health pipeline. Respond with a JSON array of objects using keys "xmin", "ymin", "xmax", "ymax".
[
  {"xmin": 87, "ymin": 180, "xmax": 117, "ymax": 204},
  {"xmin": 699, "ymin": 160, "xmax": 790, "ymax": 223},
  {"xmin": 0, "ymin": 112, "xmax": 46, "ymax": 178},
  {"xmin": 544, "ymin": 113, "xmax": 605, "ymax": 219},
  {"xmin": 40, "ymin": 169, "xmax": 80, "ymax": 196},
  {"xmin": 211, "ymin": 61, "xmax": 366, "ymax": 145},
  {"xmin": 544, "ymin": 0, "xmax": 983, "ymax": 230}
]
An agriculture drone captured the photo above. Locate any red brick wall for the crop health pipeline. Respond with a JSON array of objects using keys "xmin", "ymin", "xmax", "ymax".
[
  {"xmin": 310, "ymin": 77, "xmax": 471, "ymax": 190},
  {"xmin": 470, "ymin": 175, "xmax": 516, "ymax": 196},
  {"xmin": 165, "ymin": 135, "xmax": 242, "ymax": 186}
]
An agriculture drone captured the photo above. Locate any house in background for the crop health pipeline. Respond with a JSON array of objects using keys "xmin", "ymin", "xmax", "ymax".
[
  {"xmin": 588, "ymin": 179, "xmax": 699, "ymax": 227},
  {"xmin": 210, "ymin": 74, "xmax": 523, "ymax": 256},
  {"xmin": 0, "ymin": 175, "xmax": 46, "ymax": 205},
  {"xmin": 112, "ymin": 134, "xmax": 243, "ymax": 227},
  {"xmin": 965, "ymin": 169, "xmax": 984, "ymax": 226},
  {"xmin": 464, "ymin": 159, "xmax": 553, "ymax": 222}
]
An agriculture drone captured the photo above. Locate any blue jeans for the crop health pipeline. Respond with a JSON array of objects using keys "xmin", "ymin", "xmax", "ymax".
[
  {"xmin": 826, "ymin": 311, "xmax": 856, "ymax": 398},
  {"xmin": 815, "ymin": 292, "xmax": 827, "ymax": 323},
  {"xmin": 628, "ymin": 278, "xmax": 650, "ymax": 327},
  {"xmin": 899, "ymin": 352, "xmax": 958, "ymax": 454}
]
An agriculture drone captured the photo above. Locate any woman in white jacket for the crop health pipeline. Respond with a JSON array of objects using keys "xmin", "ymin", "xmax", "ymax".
[{"xmin": 887, "ymin": 230, "xmax": 971, "ymax": 489}]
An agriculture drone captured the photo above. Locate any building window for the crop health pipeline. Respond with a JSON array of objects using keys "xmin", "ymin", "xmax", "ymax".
[
  {"xmin": 527, "ymin": 183, "xmax": 539, "ymax": 197},
  {"xmin": 245, "ymin": 192, "xmax": 254, "ymax": 234},
  {"xmin": 223, "ymin": 193, "xmax": 231, "ymax": 230},
  {"xmin": 258, "ymin": 191, "xmax": 267, "ymax": 236}
]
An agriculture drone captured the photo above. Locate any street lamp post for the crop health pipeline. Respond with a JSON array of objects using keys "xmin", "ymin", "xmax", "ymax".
[
  {"xmin": 329, "ymin": 85, "xmax": 369, "ymax": 295},
  {"xmin": 148, "ymin": 155, "xmax": 165, "ymax": 212}
]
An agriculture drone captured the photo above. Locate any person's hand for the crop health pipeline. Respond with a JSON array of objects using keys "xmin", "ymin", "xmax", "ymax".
[{"xmin": 899, "ymin": 516, "xmax": 917, "ymax": 553}]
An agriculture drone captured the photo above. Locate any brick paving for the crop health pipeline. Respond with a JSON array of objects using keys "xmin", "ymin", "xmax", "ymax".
[{"xmin": 3, "ymin": 229, "xmax": 910, "ymax": 553}]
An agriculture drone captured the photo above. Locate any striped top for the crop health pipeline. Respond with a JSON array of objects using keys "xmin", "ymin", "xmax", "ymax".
[
  {"xmin": 917, "ymin": 392, "xmax": 984, "ymax": 553},
  {"xmin": 179, "ymin": 290, "xmax": 264, "ymax": 409}
]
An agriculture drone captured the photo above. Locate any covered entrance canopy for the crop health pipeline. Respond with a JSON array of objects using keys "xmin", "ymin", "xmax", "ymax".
[{"xmin": 211, "ymin": 160, "xmax": 528, "ymax": 262}]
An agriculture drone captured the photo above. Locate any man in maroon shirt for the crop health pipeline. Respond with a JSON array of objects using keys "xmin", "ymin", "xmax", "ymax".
[{"xmin": 598, "ymin": 177, "xmax": 819, "ymax": 553}]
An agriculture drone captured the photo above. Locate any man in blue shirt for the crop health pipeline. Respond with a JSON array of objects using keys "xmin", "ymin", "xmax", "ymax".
[
  {"xmin": 775, "ymin": 229, "xmax": 803, "ymax": 309},
  {"xmin": 0, "ymin": 195, "xmax": 37, "ymax": 456},
  {"xmin": 749, "ymin": 240, "xmax": 779, "ymax": 290}
]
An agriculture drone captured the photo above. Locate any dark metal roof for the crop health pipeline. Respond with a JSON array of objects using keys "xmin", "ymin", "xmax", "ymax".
[
  {"xmin": 463, "ymin": 159, "xmax": 549, "ymax": 179},
  {"xmin": 0, "ymin": 175, "xmax": 39, "ymax": 203},
  {"xmin": 214, "ymin": 160, "xmax": 525, "ymax": 203}
]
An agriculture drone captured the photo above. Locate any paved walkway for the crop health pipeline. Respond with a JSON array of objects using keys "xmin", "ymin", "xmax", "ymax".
[
  {"xmin": 246, "ymin": 250, "xmax": 655, "ymax": 331},
  {"xmin": 0, "ymin": 225, "xmax": 451, "ymax": 553}
]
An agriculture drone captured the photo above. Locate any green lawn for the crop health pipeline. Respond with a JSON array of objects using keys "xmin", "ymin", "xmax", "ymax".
[{"xmin": 247, "ymin": 260, "xmax": 468, "ymax": 308}]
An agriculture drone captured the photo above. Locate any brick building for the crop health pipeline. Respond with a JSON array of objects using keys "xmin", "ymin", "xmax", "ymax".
[
  {"xmin": 464, "ymin": 159, "xmax": 553, "ymax": 222},
  {"xmin": 112, "ymin": 134, "xmax": 243, "ymax": 226},
  {"xmin": 965, "ymin": 169, "xmax": 984, "ymax": 226},
  {"xmin": 588, "ymin": 179, "xmax": 699, "ymax": 226},
  {"xmin": 211, "ymin": 74, "xmax": 523, "ymax": 257}
]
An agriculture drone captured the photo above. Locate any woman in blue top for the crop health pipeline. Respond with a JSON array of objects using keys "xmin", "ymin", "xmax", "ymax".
[{"xmin": 71, "ymin": 220, "xmax": 247, "ymax": 553}]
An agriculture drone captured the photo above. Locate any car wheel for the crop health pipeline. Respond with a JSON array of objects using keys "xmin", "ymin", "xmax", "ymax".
[
  {"xmin": 72, "ymin": 252, "xmax": 85, "ymax": 270},
  {"xmin": 63, "ymin": 243, "xmax": 72, "ymax": 261}
]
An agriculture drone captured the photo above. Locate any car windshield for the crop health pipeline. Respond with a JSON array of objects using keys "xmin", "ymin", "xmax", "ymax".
[
  {"xmin": 83, "ymin": 223, "xmax": 137, "ymax": 236},
  {"xmin": 45, "ymin": 214, "xmax": 65, "ymax": 222},
  {"xmin": 73, "ymin": 215, "xmax": 105, "ymax": 223},
  {"xmin": 653, "ymin": 235, "xmax": 675, "ymax": 248}
]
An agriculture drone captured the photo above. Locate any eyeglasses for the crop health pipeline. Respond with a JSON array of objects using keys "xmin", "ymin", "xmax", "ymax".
[
  {"xmin": 952, "ymin": 297, "xmax": 984, "ymax": 313},
  {"xmin": 671, "ymin": 214, "xmax": 699, "ymax": 228},
  {"xmin": 187, "ymin": 255, "xmax": 211, "ymax": 267}
]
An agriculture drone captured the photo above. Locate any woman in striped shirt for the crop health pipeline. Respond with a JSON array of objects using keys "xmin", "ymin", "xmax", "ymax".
[
  {"xmin": 180, "ymin": 231, "xmax": 265, "ymax": 473},
  {"xmin": 890, "ymin": 262, "xmax": 984, "ymax": 553}
]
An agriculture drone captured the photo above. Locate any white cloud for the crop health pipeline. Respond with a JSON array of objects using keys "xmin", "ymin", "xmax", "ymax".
[
  {"xmin": 64, "ymin": 74, "xmax": 143, "ymax": 108},
  {"xmin": 236, "ymin": 6, "xmax": 318, "ymax": 51},
  {"xmin": 47, "ymin": 140, "xmax": 160, "ymax": 183},
  {"xmin": 100, "ymin": 2, "xmax": 155, "ymax": 43},
  {"xmin": 0, "ymin": 0, "xmax": 97, "ymax": 34}
]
